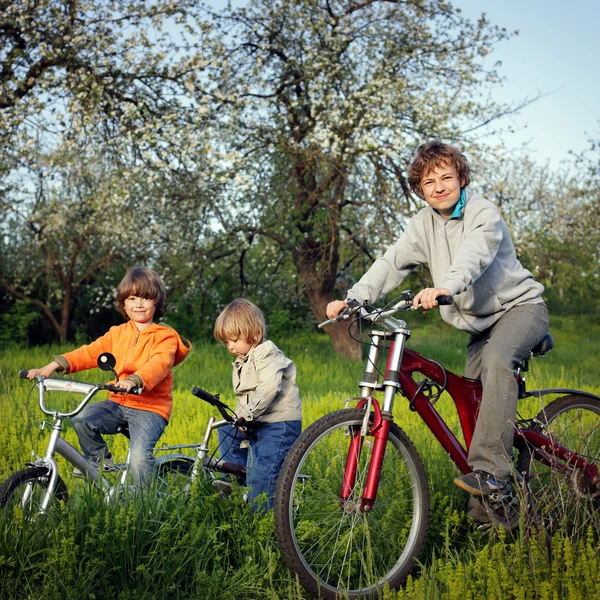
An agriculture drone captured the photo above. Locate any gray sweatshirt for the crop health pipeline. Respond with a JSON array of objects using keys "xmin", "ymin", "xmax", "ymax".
[
  {"xmin": 347, "ymin": 192, "xmax": 544, "ymax": 335},
  {"xmin": 232, "ymin": 340, "xmax": 302, "ymax": 423}
]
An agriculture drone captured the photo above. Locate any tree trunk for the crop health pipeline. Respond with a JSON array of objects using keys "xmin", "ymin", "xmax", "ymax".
[{"xmin": 305, "ymin": 288, "xmax": 362, "ymax": 362}]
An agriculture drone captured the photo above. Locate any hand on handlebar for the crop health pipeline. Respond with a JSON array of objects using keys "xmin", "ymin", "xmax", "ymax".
[
  {"xmin": 412, "ymin": 288, "xmax": 453, "ymax": 312},
  {"xmin": 325, "ymin": 299, "xmax": 359, "ymax": 319},
  {"xmin": 110, "ymin": 379, "xmax": 138, "ymax": 394},
  {"xmin": 26, "ymin": 361, "xmax": 61, "ymax": 380}
]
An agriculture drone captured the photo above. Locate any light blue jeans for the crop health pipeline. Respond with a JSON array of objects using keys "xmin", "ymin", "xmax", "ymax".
[
  {"xmin": 71, "ymin": 400, "xmax": 167, "ymax": 487},
  {"xmin": 218, "ymin": 420, "xmax": 301, "ymax": 510}
]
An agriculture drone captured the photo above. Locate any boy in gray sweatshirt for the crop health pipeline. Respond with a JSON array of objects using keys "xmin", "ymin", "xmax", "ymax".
[{"xmin": 326, "ymin": 140, "xmax": 549, "ymax": 510}]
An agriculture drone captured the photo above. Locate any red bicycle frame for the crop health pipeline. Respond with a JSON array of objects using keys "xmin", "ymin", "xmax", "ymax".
[{"xmin": 343, "ymin": 322, "xmax": 598, "ymax": 511}]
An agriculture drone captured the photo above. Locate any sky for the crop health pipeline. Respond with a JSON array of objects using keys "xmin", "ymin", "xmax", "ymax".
[{"xmin": 454, "ymin": 0, "xmax": 599, "ymax": 168}]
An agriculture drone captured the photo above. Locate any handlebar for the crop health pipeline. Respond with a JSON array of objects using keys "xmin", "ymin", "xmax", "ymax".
[
  {"xmin": 190, "ymin": 386, "xmax": 254, "ymax": 434},
  {"xmin": 318, "ymin": 291, "xmax": 454, "ymax": 329},
  {"xmin": 20, "ymin": 372, "xmax": 142, "ymax": 419}
]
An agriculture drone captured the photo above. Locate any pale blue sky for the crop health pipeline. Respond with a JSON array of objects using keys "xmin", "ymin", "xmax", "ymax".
[{"xmin": 455, "ymin": 0, "xmax": 599, "ymax": 167}]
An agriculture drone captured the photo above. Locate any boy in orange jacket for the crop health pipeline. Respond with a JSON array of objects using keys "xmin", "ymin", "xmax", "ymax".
[{"xmin": 27, "ymin": 267, "xmax": 192, "ymax": 486}]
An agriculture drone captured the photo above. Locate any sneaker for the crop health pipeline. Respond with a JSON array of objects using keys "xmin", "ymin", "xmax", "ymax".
[
  {"xmin": 212, "ymin": 480, "xmax": 233, "ymax": 496},
  {"xmin": 454, "ymin": 470, "xmax": 510, "ymax": 497},
  {"xmin": 72, "ymin": 455, "xmax": 117, "ymax": 478}
]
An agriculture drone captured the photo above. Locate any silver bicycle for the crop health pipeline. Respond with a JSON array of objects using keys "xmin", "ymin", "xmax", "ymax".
[
  {"xmin": 1, "ymin": 358, "xmax": 249, "ymax": 517},
  {"xmin": 0, "ymin": 353, "xmax": 142, "ymax": 517}
]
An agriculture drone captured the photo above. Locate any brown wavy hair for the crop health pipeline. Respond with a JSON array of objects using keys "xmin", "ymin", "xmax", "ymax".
[
  {"xmin": 407, "ymin": 140, "xmax": 471, "ymax": 199},
  {"xmin": 116, "ymin": 267, "xmax": 167, "ymax": 319},
  {"xmin": 214, "ymin": 298, "xmax": 266, "ymax": 347}
]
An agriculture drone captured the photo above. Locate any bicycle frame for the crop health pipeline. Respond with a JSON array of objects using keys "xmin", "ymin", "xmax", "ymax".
[
  {"xmin": 154, "ymin": 415, "xmax": 246, "ymax": 483},
  {"xmin": 348, "ymin": 315, "xmax": 599, "ymax": 510},
  {"xmin": 22, "ymin": 377, "xmax": 131, "ymax": 513}
]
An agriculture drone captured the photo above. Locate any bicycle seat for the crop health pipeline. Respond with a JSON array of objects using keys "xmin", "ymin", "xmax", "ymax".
[
  {"xmin": 115, "ymin": 424, "xmax": 130, "ymax": 439},
  {"xmin": 530, "ymin": 333, "xmax": 554, "ymax": 356}
]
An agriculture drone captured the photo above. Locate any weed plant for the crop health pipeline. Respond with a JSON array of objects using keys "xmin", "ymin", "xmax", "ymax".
[{"xmin": 0, "ymin": 315, "xmax": 598, "ymax": 599}]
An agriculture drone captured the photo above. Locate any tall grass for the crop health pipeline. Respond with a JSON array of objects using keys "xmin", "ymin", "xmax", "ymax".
[{"xmin": 0, "ymin": 315, "xmax": 598, "ymax": 599}]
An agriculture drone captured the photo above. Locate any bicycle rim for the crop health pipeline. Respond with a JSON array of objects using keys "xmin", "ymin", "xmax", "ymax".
[
  {"xmin": 518, "ymin": 394, "xmax": 600, "ymax": 539},
  {"xmin": 155, "ymin": 457, "xmax": 195, "ymax": 496},
  {"xmin": 275, "ymin": 409, "xmax": 429, "ymax": 600},
  {"xmin": 0, "ymin": 467, "xmax": 67, "ymax": 519}
]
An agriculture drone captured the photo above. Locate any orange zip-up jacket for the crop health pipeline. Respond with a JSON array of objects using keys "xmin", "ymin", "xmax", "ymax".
[{"xmin": 59, "ymin": 320, "xmax": 192, "ymax": 422}]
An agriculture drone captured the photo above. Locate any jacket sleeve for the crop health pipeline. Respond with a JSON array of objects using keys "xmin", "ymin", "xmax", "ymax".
[
  {"xmin": 442, "ymin": 202, "xmax": 504, "ymax": 295},
  {"xmin": 238, "ymin": 345, "xmax": 290, "ymax": 421},
  {"xmin": 62, "ymin": 329, "xmax": 115, "ymax": 373},
  {"xmin": 347, "ymin": 216, "xmax": 428, "ymax": 305},
  {"xmin": 132, "ymin": 330, "xmax": 179, "ymax": 392}
]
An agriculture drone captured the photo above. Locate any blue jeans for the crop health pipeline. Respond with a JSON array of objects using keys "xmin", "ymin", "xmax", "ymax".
[
  {"xmin": 71, "ymin": 400, "xmax": 167, "ymax": 487},
  {"xmin": 218, "ymin": 420, "xmax": 301, "ymax": 510}
]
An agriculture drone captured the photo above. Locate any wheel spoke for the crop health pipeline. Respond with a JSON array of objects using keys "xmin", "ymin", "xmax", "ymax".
[{"xmin": 275, "ymin": 409, "xmax": 429, "ymax": 599}]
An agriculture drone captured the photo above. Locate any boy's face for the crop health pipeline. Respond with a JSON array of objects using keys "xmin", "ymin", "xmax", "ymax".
[
  {"xmin": 124, "ymin": 295, "xmax": 156, "ymax": 330},
  {"xmin": 420, "ymin": 161, "xmax": 463, "ymax": 219},
  {"xmin": 225, "ymin": 338, "xmax": 253, "ymax": 358}
]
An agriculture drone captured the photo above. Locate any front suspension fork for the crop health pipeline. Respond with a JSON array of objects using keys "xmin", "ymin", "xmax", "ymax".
[{"xmin": 340, "ymin": 398, "xmax": 391, "ymax": 512}]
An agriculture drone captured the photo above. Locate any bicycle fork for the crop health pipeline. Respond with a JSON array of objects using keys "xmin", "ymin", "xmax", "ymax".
[{"xmin": 340, "ymin": 321, "xmax": 410, "ymax": 512}]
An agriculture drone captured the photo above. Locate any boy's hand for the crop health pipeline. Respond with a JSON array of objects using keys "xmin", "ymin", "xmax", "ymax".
[
  {"xmin": 326, "ymin": 300, "xmax": 348, "ymax": 319},
  {"xmin": 27, "ymin": 361, "xmax": 60, "ymax": 379},
  {"xmin": 112, "ymin": 379, "xmax": 137, "ymax": 393},
  {"xmin": 413, "ymin": 288, "xmax": 452, "ymax": 312}
]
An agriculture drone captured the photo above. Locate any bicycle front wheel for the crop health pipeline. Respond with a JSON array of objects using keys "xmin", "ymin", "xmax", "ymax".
[
  {"xmin": 274, "ymin": 408, "xmax": 429, "ymax": 600},
  {"xmin": 517, "ymin": 394, "xmax": 600, "ymax": 539},
  {"xmin": 0, "ymin": 466, "xmax": 68, "ymax": 518}
]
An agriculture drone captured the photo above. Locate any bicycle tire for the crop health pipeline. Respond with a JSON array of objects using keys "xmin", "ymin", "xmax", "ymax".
[
  {"xmin": 0, "ymin": 466, "xmax": 68, "ymax": 518},
  {"xmin": 155, "ymin": 457, "xmax": 195, "ymax": 495},
  {"xmin": 274, "ymin": 408, "xmax": 429, "ymax": 600},
  {"xmin": 516, "ymin": 394, "xmax": 600, "ymax": 539}
]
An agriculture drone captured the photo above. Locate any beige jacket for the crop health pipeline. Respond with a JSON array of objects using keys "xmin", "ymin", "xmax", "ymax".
[{"xmin": 232, "ymin": 340, "xmax": 302, "ymax": 423}]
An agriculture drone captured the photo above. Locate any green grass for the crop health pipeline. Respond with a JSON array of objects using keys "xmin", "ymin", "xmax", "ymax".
[{"xmin": 0, "ymin": 314, "xmax": 598, "ymax": 599}]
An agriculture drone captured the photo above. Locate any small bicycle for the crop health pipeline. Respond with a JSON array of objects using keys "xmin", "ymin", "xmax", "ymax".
[
  {"xmin": 1, "ymin": 356, "xmax": 248, "ymax": 518},
  {"xmin": 273, "ymin": 291, "xmax": 600, "ymax": 600},
  {"xmin": 153, "ymin": 386, "xmax": 249, "ymax": 495},
  {"xmin": 0, "ymin": 353, "xmax": 142, "ymax": 517}
]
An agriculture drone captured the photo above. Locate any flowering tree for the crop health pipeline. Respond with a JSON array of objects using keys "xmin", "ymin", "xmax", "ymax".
[
  {"xmin": 191, "ymin": 0, "xmax": 522, "ymax": 358},
  {"xmin": 0, "ymin": 0, "xmax": 214, "ymax": 341}
]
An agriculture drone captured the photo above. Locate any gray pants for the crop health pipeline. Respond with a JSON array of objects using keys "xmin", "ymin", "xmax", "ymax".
[{"xmin": 465, "ymin": 302, "xmax": 549, "ymax": 480}]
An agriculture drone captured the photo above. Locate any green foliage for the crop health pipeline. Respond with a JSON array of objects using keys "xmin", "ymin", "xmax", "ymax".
[{"xmin": 0, "ymin": 316, "xmax": 599, "ymax": 598}]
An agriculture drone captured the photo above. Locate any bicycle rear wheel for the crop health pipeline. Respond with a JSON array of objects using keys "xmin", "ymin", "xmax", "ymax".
[
  {"xmin": 517, "ymin": 394, "xmax": 600, "ymax": 539},
  {"xmin": 155, "ymin": 457, "xmax": 195, "ymax": 495},
  {"xmin": 0, "ymin": 467, "xmax": 68, "ymax": 518},
  {"xmin": 274, "ymin": 408, "xmax": 429, "ymax": 600}
]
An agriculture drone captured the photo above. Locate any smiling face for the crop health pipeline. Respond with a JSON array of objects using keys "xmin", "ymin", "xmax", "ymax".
[
  {"xmin": 420, "ymin": 161, "xmax": 465, "ymax": 219},
  {"xmin": 124, "ymin": 295, "xmax": 157, "ymax": 330}
]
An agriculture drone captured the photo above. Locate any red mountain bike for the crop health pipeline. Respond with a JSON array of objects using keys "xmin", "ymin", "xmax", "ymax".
[{"xmin": 273, "ymin": 292, "xmax": 600, "ymax": 600}]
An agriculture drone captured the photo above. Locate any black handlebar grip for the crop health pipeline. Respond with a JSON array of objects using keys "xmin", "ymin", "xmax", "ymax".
[
  {"xmin": 19, "ymin": 370, "xmax": 29, "ymax": 378},
  {"xmin": 191, "ymin": 386, "xmax": 218, "ymax": 404},
  {"xmin": 437, "ymin": 295, "xmax": 454, "ymax": 306}
]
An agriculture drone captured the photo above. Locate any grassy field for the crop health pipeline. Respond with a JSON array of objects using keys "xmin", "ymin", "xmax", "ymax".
[{"xmin": 0, "ymin": 314, "xmax": 599, "ymax": 599}]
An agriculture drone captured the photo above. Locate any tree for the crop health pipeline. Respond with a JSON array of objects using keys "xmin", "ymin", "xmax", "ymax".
[
  {"xmin": 0, "ymin": 0, "xmax": 216, "ymax": 341},
  {"xmin": 193, "ymin": 0, "xmax": 528, "ymax": 358},
  {"xmin": 474, "ymin": 141, "xmax": 600, "ymax": 313}
]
